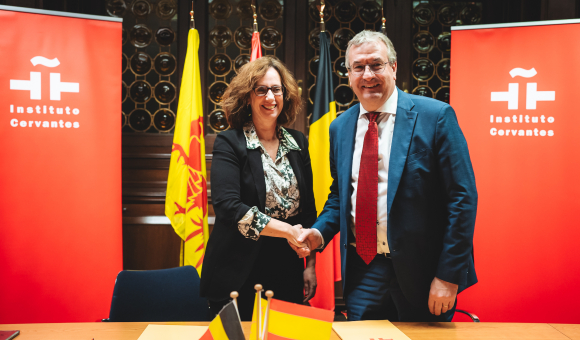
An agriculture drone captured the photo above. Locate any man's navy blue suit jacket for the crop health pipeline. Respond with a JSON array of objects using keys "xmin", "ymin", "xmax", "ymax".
[{"xmin": 313, "ymin": 88, "xmax": 478, "ymax": 307}]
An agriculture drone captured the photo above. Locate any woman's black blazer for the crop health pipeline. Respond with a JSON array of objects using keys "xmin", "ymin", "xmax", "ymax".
[{"xmin": 200, "ymin": 127, "xmax": 317, "ymax": 301}]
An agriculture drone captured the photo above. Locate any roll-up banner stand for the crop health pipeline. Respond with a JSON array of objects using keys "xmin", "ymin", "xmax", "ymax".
[
  {"xmin": 451, "ymin": 19, "xmax": 580, "ymax": 323},
  {"xmin": 0, "ymin": 6, "xmax": 122, "ymax": 323}
]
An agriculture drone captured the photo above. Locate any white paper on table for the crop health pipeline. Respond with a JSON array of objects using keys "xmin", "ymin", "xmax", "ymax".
[
  {"xmin": 332, "ymin": 320, "xmax": 412, "ymax": 340},
  {"xmin": 137, "ymin": 324, "xmax": 209, "ymax": 340}
]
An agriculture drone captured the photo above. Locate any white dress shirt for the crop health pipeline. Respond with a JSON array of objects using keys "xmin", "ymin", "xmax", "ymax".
[{"xmin": 350, "ymin": 90, "xmax": 398, "ymax": 254}]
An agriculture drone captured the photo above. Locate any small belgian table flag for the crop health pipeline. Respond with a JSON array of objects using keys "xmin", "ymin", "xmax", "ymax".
[{"xmin": 200, "ymin": 300, "xmax": 244, "ymax": 340}]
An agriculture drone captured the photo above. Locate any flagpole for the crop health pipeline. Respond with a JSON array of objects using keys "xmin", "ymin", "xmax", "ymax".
[
  {"xmin": 254, "ymin": 284, "xmax": 263, "ymax": 340},
  {"xmin": 190, "ymin": 1, "xmax": 195, "ymax": 29},
  {"xmin": 381, "ymin": 2, "xmax": 387, "ymax": 36},
  {"xmin": 249, "ymin": 0, "xmax": 262, "ymax": 61},
  {"xmin": 251, "ymin": 0, "xmax": 258, "ymax": 32},
  {"xmin": 230, "ymin": 291, "xmax": 241, "ymax": 322},
  {"xmin": 262, "ymin": 290, "xmax": 274, "ymax": 340},
  {"xmin": 316, "ymin": 0, "xmax": 325, "ymax": 32}
]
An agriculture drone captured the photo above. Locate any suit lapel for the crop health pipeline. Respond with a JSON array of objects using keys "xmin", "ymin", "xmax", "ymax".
[
  {"xmin": 247, "ymin": 148, "xmax": 266, "ymax": 211},
  {"xmin": 340, "ymin": 105, "xmax": 360, "ymax": 213},
  {"xmin": 387, "ymin": 90, "xmax": 418, "ymax": 215}
]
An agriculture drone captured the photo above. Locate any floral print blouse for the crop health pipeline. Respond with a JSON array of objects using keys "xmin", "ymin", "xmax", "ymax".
[{"xmin": 237, "ymin": 121, "xmax": 301, "ymax": 240}]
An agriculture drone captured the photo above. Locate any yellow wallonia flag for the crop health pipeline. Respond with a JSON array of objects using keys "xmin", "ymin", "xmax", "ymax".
[{"xmin": 165, "ymin": 28, "xmax": 208, "ymax": 276}]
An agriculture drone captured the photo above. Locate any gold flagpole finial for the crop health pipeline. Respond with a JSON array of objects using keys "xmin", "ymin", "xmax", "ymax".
[
  {"xmin": 252, "ymin": 1, "xmax": 258, "ymax": 32},
  {"xmin": 230, "ymin": 291, "xmax": 241, "ymax": 321},
  {"xmin": 190, "ymin": 1, "xmax": 195, "ymax": 29},
  {"xmin": 316, "ymin": 0, "xmax": 326, "ymax": 32},
  {"xmin": 381, "ymin": 6, "xmax": 387, "ymax": 36}
]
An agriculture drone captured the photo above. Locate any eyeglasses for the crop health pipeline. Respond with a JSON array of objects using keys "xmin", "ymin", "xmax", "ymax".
[
  {"xmin": 348, "ymin": 62, "xmax": 391, "ymax": 76},
  {"xmin": 253, "ymin": 85, "xmax": 284, "ymax": 96}
]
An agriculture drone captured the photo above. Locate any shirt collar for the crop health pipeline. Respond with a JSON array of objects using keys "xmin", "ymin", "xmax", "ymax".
[
  {"xmin": 243, "ymin": 121, "xmax": 301, "ymax": 151},
  {"xmin": 358, "ymin": 87, "xmax": 398, "ymax": 118}
]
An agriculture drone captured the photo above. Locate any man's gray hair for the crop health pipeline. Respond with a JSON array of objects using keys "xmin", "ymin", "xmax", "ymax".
[{"xmin": 345, "ymin": 30, "xmax": 397, "ymax": 67}]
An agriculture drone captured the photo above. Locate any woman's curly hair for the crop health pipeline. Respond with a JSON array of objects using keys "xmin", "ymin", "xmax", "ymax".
[{"xmin": 221, "ymin": 56, "xmax": 302, "ymax": 129}]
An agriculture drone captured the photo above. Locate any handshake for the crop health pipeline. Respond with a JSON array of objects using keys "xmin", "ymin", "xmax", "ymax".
[{"xmin": 286, "ymin": 224, "xmax": 323, "ymax": 258}]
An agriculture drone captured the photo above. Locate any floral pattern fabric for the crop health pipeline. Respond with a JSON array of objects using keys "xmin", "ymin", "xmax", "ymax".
[{"xmin": 237, "ymin": 121, "xmax": 301, "ymax": 240}]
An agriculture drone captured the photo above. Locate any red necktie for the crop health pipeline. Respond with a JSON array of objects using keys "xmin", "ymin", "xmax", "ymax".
[{"xmin": 356, "ymin": 112, "xmax": 379, "ymax": 265}]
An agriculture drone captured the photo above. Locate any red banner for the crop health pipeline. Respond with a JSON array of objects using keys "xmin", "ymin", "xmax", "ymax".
[
  {"xmin": 0, "ymin": 6, "xmax": 122, "ymax": 323},
  {"xmin": 451, "ymin": 20, "xmax": 580, "ymax": 323}
]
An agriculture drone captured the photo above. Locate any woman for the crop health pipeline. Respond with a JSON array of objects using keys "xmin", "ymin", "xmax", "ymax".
[{"xmin": 200, "ymin": 56, "xmax": 318, "ymax": 320}]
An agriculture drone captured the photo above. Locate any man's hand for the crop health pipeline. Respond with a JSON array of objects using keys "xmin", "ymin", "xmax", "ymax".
[
  {"xmin": 286, "ymin": 225, "xmax": 311, "ymax": 258},
  {"xmin": 428, "ymin": 277, "xmax": 458, "ymax": 315},
  {"xmin": 303, "ymin": 265, "xmax": 317, "ymax": 302}
]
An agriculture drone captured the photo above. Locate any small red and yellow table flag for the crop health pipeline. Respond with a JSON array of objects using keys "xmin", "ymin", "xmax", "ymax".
[
  {"xmin": 264, "ymin": 292, "xmax": 334, "ymax": 340},
  {"xmin": 165, "ymin": 8, "xmax": 208, "ymax": 276}
]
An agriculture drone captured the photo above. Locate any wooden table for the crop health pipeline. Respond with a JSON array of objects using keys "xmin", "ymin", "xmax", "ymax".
[{"xmin": 1, "ymin": 321, "xmax": 579, "ymax": 340}]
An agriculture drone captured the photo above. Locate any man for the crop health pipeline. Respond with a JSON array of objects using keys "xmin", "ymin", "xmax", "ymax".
[{"xmin": 295, "ymin": 30, "xmax": 477, "ymax": 322}]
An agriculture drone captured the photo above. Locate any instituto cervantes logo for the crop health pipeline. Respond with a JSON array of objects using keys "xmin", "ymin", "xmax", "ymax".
[
  {"xmin": 489, "ymin": 68, "xmax": 555, "ymax": 137},
  {"xmin": 8, "ymin": 56, "xmax": 81, "ymax": 129}
]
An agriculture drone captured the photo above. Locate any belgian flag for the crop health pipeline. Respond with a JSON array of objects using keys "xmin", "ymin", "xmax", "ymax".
[
  {"xmin": 308, "ymin": 32, "xmax": 341, "ymax": 310},
  {"xmin": 200, "ymin": 301, "xmax": 244, "ymax": 340},
  {"xmin": 310, "ymin": 33, "xmax": 337, "ymax": 212}
]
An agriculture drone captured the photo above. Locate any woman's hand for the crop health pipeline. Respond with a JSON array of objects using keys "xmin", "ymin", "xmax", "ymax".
[
  {"xmin": 303, "ymin": 255, "xmax": 317, "ymax": 302},
  {"xmin": 286, "ymin": 224, "xmax": 308, "ymax": 249},
  {"xmin": 261, "ymin": 220, "xmax": 307, "ymax": 250},
  {"xmin": 260, "ymin": 220, "xmax": 310, "ymax": 256}
]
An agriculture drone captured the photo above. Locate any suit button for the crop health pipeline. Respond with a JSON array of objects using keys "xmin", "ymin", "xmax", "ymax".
[{"xmin": 343, "ymin": 244, "xmax": 347, "ymax": 249}]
